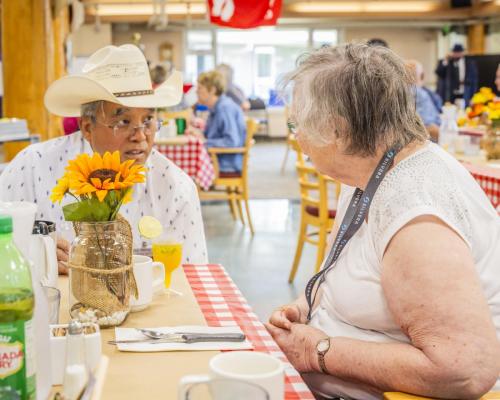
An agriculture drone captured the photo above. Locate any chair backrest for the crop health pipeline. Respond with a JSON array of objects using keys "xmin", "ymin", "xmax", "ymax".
[
  {"xmin": 289, "ymin": 136, "xmax": 339, "ymax": 219},
  {"xmin": 241, "ymin": 118, "xmax": 258, "ymax": 179}
]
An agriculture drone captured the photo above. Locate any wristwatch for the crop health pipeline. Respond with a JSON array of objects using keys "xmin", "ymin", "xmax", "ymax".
[{"xmin": 316, "ymin": 337, "xmax": 331, "ymax": 374}]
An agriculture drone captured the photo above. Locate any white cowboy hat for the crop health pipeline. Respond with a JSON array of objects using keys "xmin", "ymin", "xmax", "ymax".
[{"xmin": 44, "ymin": 44, "xmax": 183, "ymax": 117}]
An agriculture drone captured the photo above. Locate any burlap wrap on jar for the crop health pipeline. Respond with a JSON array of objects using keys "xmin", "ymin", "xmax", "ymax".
[{"xmin": 68, "ymin": 215, "xmax": 138, "ymax": 324}]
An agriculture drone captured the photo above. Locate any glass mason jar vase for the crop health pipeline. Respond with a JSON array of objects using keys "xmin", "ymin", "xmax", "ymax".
[
  {"xmin": 481, "ymin": 119, "xmax": 500, "ymax": 160},
  {"xmin": 68, "ymin": 220, "xmax": 136, "ymax": 327}
]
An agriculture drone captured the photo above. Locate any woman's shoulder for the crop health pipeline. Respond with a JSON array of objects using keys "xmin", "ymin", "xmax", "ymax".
[{"xmin": 370, "ymin": 143, "xmax": 475, "ymax": 254}]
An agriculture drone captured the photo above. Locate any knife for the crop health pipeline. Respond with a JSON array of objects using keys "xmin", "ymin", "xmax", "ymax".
[{"xmin": 108, "ymin": 332, "xmax": 246, "ymax": 345}]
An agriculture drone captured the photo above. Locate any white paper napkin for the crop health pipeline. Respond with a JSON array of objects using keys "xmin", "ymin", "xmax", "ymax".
[{"xmin": 114, "ymin": 325, "xmax": 253, "ymax": 352}]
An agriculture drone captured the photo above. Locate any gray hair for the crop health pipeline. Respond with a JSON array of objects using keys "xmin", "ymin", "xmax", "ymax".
[
  {"xmin": 285, "ymin": 43, "xmax": 428, "ymax": 156},
  {"xmin": 80, "ymin": 100, "xmax": 103, "ymax": 123}
]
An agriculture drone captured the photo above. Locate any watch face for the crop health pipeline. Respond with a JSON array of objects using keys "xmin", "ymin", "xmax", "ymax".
[{"xmin": 317, "ymin": 338, "xmax": 330, "ymax": 353}]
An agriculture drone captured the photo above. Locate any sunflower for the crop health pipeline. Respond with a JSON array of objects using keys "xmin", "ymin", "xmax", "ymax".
[
  {"xmin": 50, "ymin": 175, "xmax": 70, "ymax": 203},
  {"xmin": 60, "ymin": 151, "xmax": 146, "ymax": 203}
]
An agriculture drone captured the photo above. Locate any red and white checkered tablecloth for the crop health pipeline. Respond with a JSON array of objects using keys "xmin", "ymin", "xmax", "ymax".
[
  {"xmin": 155, "ymin": 136, "xmax": 215, "ymax": 190},
  {"xmin": 184, "ymin": 264, "xmax": 315, "ymax": 400},
  {"xmin": 464, "ymin": 163, "xmax": 500, "ymax": 213}
]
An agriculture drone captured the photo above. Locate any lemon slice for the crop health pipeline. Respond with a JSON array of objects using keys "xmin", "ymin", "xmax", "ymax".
[{"xmin": 138, "ymin": 216, "xmax": 163, "ymax": 239}]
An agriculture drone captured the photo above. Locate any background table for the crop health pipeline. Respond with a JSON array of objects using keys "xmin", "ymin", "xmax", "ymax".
[
  {"xmin": 155, "ymin": 136, "xmax": 215, "ymax": 190},
  {"xmin": 463, "ymin": 162, "xmax": 500, "ymax": 213}
]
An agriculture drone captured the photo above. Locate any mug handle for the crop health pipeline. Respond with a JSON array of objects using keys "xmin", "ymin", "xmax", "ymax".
[
  {"xmin": 178, "ymin": 374, "xmax": 210, "ymax": 400},
  {"xmin": 41, "ymin": 236, "xmax": 58, "ymax": 288},
  {"xmin": 152, "ymin": 261, "xmax": 165, "ymax": 295}
]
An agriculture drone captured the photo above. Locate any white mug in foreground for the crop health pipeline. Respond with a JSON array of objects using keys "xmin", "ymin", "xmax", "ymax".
[
  {"xmin": 178, "ymin": 351, "xmax": 284, "ymax": 400},
  {"xmin": 130, "ymin": 255, "xmax": 165, "ymax": 312}
]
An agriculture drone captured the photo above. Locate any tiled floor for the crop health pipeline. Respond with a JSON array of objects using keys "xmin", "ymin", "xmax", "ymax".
[
  {"xmin": 201, "ymin": 140, "xmax": 320, "ymax": 321},
  {"xmin": 202, "ymin": 199, "xmax": 318, "ymax": 321}
]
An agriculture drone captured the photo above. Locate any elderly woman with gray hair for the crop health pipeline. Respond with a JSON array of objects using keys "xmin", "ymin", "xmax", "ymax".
[{"xmin": 266, "ymin": 43, "xmax": 500, "ymax": 399}]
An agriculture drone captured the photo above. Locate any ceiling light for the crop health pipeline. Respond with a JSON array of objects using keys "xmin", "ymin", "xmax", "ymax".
[
  {"xmin": 290, "ymin": 1, "xmax": 438, "ymax": 13},
  {"xmin": 95, "ymin": 3, "xmax": 206, "ymax": 16},
  {"xmin": 290, "ymin": 2, "xmax": 362, "ymax": 13}
]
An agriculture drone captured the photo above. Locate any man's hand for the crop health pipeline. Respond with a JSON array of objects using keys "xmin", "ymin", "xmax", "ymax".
[
  {"xmin": 265, "ymin": 322, "xmax": 326, "ymax": 373},
  {"xmin": 56, "ymin": 237, "xmax": 70, "ymax": 275}
]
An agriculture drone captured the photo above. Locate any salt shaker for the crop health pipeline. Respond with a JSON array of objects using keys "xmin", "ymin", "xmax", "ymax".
[{"xmin": 63, "ymin": 320, "xmax": 88, "ymax": 400}]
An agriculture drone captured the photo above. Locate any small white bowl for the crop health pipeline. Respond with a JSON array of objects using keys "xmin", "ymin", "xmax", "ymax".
[{"xmin": 50, "ymin": 323, "xmax": 101, "ymax": 385}]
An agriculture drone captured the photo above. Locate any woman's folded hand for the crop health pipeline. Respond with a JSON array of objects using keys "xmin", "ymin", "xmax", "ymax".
[{"xmin": 269, "ymin": 303, "xmax": 303, "ymax": 330}]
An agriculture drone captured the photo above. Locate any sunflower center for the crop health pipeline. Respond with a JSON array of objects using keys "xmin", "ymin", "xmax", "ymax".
[{"xmin": 88, "ymin": 168, "xmax": 117, "ymax": 182}]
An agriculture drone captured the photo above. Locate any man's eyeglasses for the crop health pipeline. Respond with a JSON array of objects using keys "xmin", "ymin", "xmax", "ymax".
[
  {"xmin": 97, "ymin": 118, "xmax": 162, "ymax": 138},
  {"xmin": 95, "ymin": 102, "xmax": 162, "ymax": 138}
]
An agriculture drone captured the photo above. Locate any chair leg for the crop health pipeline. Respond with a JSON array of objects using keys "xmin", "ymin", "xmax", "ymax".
[
  {"xmin": 227, "ymin": 188, "xmax": 237, "ymax": 220},
  {"xmin": 236, "ymin": 199, "xmax": 245, "ymax": 223},
  {"xmin": 289, "ymin": 218, "xmax": 307, "ymax": 283},
  {"xmin": 280, "ymin": 143, "xmax": 290, "ymax": 175},
  {"xmin": 242, "ymin": 189, "xmax": 254, "ymax": 235},
  {"xmin": 314, "ymin": 225, "xmax": 328, "ymax": 274}
]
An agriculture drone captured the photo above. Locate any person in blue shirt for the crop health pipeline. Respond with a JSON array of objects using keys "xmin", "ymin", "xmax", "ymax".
[
  {"xmin": 407, "ymin": 60, "xmax": 442, "ymax": 142},
  {"xmin": 195, "ymin": 70, "xmax": 247, "ymax": 173}
]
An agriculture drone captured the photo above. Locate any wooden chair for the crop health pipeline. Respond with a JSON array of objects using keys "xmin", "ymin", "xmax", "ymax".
[
  {"xmin": 288, "ymin": 136, "xmax": 340, "ymax": 283},
  {"xmin": 199, "ymin": 118, "xmax": 258, "ymax": 234},
  {"xmin": 384, "ymin": 391, "xmax": 500, "ymax": 399}
]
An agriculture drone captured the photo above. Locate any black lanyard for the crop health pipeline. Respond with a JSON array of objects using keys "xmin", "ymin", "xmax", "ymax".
[{"xmin": 305, "ymin": 147, "xmax": 400, "ymax": 322}]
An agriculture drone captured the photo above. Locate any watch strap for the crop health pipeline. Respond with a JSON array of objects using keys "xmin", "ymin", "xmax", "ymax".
[{"xmin": 317, "ymin": 337, "xmax": 330, "ymax": 374}]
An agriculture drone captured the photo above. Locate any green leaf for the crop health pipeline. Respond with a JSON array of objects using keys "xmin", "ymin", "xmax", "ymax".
[{"xmin": 62, "ymin": 197, "xmax": 113, "ymax": 222}]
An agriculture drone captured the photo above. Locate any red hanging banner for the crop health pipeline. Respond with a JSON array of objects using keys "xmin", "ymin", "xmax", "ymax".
[{"xmin": 207, "ymin": 0, "xmax": 282, "ymax": 29}]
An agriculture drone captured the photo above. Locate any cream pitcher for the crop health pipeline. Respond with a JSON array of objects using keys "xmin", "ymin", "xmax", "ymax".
[{"xmin": 31, "ymin": 220, "xmax": 59, "ymax": 288}]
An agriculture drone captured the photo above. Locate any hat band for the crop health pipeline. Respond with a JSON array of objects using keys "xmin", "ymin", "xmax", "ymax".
[{"xmin": 113, "ymin": 89, "xmax": 154, "ymax": 98}]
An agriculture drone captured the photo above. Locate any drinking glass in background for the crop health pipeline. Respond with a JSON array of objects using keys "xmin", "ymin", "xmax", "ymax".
[
  {"xmin": 43, "ymin": 286, "xmax": 61, "ymax": 324},
  {"xmin": 152, "ymin": 240, "xmax": 183, "ymax": 295}
]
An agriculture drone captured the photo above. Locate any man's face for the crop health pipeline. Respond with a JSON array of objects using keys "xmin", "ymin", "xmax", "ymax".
[
  {"xmin": 81, "ymin": 101, "xmax": 157, "ymax": 164},
  {"xmin": 451, "ymin": 51, "xmax": 464, "ymax": 60}
]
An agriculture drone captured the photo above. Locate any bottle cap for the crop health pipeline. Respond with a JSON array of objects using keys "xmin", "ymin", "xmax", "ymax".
[
  {"xmin": 0, "ymin": 215, "xmax": 13, "ymax": 234},
  {"xmin": 68, "ymin": 319, "xmax": 84, "ymax": 335}
]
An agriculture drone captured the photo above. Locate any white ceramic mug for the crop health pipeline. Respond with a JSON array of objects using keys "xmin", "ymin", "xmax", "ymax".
[
  {"xmin": 130, "ymin": 255, "xmax": 165, "ymax": 312},
  {"xmin": 178, "ymin": 351, "xmax": 284, "ymax": 400}
]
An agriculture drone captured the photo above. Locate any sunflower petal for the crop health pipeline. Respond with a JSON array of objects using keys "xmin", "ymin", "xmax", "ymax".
[
  {"xmin": 95, "ymin": 190, "xmax": 108, "ymax": 202},
  {"xmin": 111, "ymin": 151, "xmax": 121, "ymax": 171},
  {"xmin": 90, "ymin": 177, "xmax": 102, "ymax": 189},
  {"xmin": 102, "ymin": 152, "xmax": 113, "ymax": 169},
  {"xmin": 91, "ymin": 152, "xmax": 103, "ymax": 171}
]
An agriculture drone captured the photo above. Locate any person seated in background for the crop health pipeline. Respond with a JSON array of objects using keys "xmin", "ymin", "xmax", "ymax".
[
  {"xmin": 150, "ymin": 64, "xmax": 168, "ymax": 89},
  {"xmin": 189, "ymin": 70, "xmax": 246, "ymax": 174},
  {"xmin": 0, "ymin": 44, "xmax": 208, "ymax": 273},
  {"xmin": 215, "ymin": 63, "xmax": 251, "ymax": 111},
  {"xmin": 406, "ymin": 59, "xmax": 442, "ymax": 142},
  {"xmin": 367, "ymin": 37, "xmax": 389, "ymax": 48}
]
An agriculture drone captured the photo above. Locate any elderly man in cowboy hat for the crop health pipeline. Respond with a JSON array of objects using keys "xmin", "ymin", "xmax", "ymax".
[{"xmin": 0, "ymin": 44, "xmax": 208, "ymax": 273}]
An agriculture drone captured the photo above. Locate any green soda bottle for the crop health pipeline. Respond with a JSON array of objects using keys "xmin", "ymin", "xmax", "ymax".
[{"xmin": 0, "ymin": 215, "xmax": 36, "ymax": 400}]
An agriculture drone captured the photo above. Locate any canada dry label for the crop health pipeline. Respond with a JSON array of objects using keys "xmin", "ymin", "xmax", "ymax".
[{"xmin": 0, "ymin": 320, "xmax": 36, "ymax": 399}]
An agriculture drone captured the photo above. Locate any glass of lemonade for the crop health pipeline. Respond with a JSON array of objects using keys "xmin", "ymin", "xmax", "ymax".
[{"xmin": 152, "ymin": 240, "xmax": 183, "ymax": 294}]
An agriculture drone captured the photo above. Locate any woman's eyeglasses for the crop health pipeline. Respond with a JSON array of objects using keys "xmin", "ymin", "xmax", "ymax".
[{"xmin": 287, "ymin": 119, "xmax": 298, "ymax": 135}]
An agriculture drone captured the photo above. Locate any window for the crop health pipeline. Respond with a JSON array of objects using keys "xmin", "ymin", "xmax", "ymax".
[
  {"xmin": 185, "ymin": 30, "xmax": 215, "ymax": 83},
  {"xmin": 312, "ymin": 30, "xmax": 338, "ymax": 48},
  {"xmin": 185, "ymin": 27, "xmax": 339, "ymax": 102}
]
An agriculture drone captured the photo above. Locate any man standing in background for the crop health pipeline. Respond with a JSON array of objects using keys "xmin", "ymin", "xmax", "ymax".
[{"xmin": 435, "ymin": 43, "xmax": 478, "ymax": 105}]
